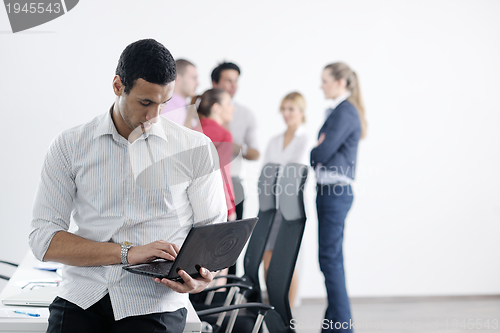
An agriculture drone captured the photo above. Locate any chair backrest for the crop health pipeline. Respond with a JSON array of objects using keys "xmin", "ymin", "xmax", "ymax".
[
  {"xmin": 265, "ymin": 163, "xmax": 308, "ymax": 333},
  {"xmin": 0, "ymin": 260, "xmax": 18, "ymax": 281},
  {"xmin": 242, "ymin": 163, "xmax": 281, "ymax": 302}
]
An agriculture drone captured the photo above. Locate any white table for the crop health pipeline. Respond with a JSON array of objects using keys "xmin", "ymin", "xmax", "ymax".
[{"xmin": 0, "ymin": 252, "xmax": 201, "ymax": 333}]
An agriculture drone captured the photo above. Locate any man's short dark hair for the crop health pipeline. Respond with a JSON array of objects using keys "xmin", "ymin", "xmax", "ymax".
[
  {"xmin": 211, "ymin": 62, "xmax": 241, "ymax": 84},
  {"xmin": 176, "ymin": 59, "xmax": 195, "ymax": 76},
  {"xmin": 116, "ymin": 39, "xmax": 176, "ymax": 94}
]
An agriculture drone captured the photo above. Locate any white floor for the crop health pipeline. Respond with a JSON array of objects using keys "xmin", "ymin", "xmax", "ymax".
[
  {"xmin": 293, "ymin": 296, "xmax": 500, "ymax": 333},
  {"xmin": 3, "ymin": 271, "xmax": 499, "ymax": 333}
]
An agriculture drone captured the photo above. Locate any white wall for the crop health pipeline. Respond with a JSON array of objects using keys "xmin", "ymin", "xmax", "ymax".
[{"xmin": 1, "ymin": 0, "xmax": 499, "ymax": 298}]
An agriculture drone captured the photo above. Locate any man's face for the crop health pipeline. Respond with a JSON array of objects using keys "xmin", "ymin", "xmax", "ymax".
[
  {"xmin": 178, "ymin": 65, "xmax": 198, "ymax": 98},
  {"xmin": 213, "ymin": 69, "xmax": 239, "ymax": 98},
  {"xmin": 113, "ymin": 77, "xmax": 175, "ymax": 137}
]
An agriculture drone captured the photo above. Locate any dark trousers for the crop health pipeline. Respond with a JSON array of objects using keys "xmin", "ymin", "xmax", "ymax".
[
  {"xmin": 316, "ymin": 184, "xmax": 354, "ymax": 333},
  {"xmin": 46, "ymin": 294, "xmax": 187, "ymax": 333},
  {"xmin": 229, "ymin": 177, "xmax": 245, "ymax": 276},
  {"xmin": 227, "ymin": 199, "xmax": 244, "ymax": 275},
  {"xmin": 235, "ymin": 199, "xmax": 244, "ymax": 221}
]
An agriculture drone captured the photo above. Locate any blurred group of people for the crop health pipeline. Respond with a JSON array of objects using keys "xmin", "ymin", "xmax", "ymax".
[
  {"xmin": 161, "ymin": 60, "xmax": 259, "ymax": 224},
  {"xmin": 161, "ymin": 58, "xmax": 366, "ymax": 333}
]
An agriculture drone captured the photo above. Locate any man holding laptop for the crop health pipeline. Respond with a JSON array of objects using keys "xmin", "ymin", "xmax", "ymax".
[{"xmin": 29, "ymin": 39, "xmax": 227, "ymax": 332}]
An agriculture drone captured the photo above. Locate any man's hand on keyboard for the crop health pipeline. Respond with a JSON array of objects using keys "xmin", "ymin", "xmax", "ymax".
[{"xmin": 127, "ymin": 240, "xmax": 180, "ymax": 265}]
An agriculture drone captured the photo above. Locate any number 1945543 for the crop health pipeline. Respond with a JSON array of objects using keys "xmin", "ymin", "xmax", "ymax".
[{"xmin": 5, "ymin": 2, "xmax": 61, "ymax": 14}]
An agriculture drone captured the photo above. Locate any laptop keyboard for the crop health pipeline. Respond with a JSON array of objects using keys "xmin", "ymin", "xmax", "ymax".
[{"xmin": 137, "ymin": 261, "xmax": 173, "ymax": 274}]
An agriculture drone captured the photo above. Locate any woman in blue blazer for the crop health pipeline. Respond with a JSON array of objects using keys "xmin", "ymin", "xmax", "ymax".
[{"xmin": 310, "ymin": 62, "xmax": 367, "ymax": 333}]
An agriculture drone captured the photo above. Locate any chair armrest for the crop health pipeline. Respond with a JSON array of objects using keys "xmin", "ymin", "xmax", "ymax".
[
  {"xmin": 0, "ymin": 261, "xmax": 18, "ymax": 280},
  {"xmin": 202, "ymin": 283, "xmax": 252, "ymax": 294},
  {"xmin": 212, "ymin": 274, "xmax": 246, "ymax": 282},
  {"xmin": 0, "ymin": 261, "xmax": 18, "ymax": 267},
  {"xmin": 197, "ymin": 302, "xmax": 274, "ymax": 317}
]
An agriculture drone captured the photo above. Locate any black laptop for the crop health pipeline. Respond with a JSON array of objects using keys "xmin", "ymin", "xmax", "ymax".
[{"xmin": 123, "ymin": 217, "xmax": 258, "ymax": 282}]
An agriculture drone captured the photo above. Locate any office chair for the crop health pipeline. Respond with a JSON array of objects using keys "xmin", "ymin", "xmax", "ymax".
[
  {"xmin": 191, "ymin": 162, "xmax": 281, "ymax": 311},
  {"xmin": 264, "ymin": 163, "xmax": 308, "ymax": 333},
  {"xmin": 0, "ymin": 260, "xmax": 19, "ymax": 280},
  {"xmin": 235, "ymin": 162, "xmax": 281, "ymax": 303},
  {"xmin": 197, "ymin": 163, "xmax": 309, "ymax": 333}
]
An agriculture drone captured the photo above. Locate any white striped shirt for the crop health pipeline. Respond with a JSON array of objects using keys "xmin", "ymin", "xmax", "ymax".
[{"xmin": 29, "ymin": 110, "xmax": 227, "ymax": 320}]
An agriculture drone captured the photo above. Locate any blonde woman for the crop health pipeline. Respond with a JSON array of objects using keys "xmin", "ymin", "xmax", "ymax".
[
  {"xmin": 311, "ymin": 62, "xmax": 367, "ymax": 333},
  {"xmin": 262, "ymin": 92, "xmax": 312, "ymax": 311}
]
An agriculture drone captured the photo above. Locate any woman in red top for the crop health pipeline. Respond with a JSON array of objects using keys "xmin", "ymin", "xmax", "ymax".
[{"xmin": 193, "ymin": 88, "xmax": 236, "ymax": 221}]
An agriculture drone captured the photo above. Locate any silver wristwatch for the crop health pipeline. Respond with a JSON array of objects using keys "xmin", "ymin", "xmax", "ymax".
[
  {"xmin": 121, "ymin": 242, "xmax": 132, "ymax": 265},
  {"xmin": 241, "ymin": 143, "xmax": 248, "ymax": 157}
]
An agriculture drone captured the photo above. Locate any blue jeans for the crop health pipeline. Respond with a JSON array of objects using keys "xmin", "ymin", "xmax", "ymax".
[{"xmin": 316, "ymin": 184, "xmax": 354, "ymax": 333}]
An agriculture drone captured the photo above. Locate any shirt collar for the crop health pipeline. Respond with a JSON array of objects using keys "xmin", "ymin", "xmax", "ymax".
[
  {"xmin": 293, "ymin": 125, "xmax": 306, "ymax": 137},
  {"xmin": 93, "ymin": 106, "xmax": 122, "ymax": 142},
  {"xmin": 280, "ymin": 125, "xmax": 305, "ymax": 145},
  {"xmin": 325, "ymin": 91, "xmax": 351, "ymax": 120},
  {"xmin": 127, "ymin": 120, "xmax": 169, "ymax": 144},
  {"xmin": 93, "ymin": 106, "xmax": 168, "ymax": 143},
  {"xmin": 145, "ymin": 120, "xmax": 169, "ymax": 143},
  {"xmin": 330, "ymin": 91, "xmax": 351, "ymax": 110}
]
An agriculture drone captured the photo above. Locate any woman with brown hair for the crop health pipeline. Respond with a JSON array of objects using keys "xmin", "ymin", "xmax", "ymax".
[
  {"xmin": 193, "ymin": 88, "xmax": 237, "ymax": 221},
  {"xmin": 310, "ymin": 62, "xmax": 367, "ymax": 332}
]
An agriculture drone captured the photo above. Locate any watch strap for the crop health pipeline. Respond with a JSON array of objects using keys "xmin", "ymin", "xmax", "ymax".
[{"xmin": 121, "ymin": 242, "xmax": 132, "ymax": 265}]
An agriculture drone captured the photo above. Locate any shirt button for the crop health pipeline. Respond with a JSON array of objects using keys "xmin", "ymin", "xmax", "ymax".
[
  {"xmin": 108, "ymin": 283, "xmax": 113, "ymax": 288},
  {"xmin": 126, "ymin": 220, "xmax": 131, "ymax": 225},
  {"xmin": 128, "ymin": 199, "xmax": 133, "ymax": 204},
  {"xmin": 129, "ymin": 173, "xmax": 133, "ymax": 178}
]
